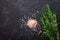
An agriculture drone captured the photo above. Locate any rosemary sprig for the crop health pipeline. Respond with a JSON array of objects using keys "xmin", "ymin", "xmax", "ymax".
[{"xmin": 40, "ymin": 4, "xmax": 59, "ymax": 40}]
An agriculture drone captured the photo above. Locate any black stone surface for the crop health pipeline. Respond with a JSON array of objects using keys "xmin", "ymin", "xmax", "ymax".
[{"xmin": 0, "ymin": 0, "xmax": 60, "ymax": 40}]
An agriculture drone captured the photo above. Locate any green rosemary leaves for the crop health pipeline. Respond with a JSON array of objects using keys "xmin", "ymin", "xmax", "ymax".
[{"xmin": 40, "ymin": 4, "xmax": 59, "ymax": 40}]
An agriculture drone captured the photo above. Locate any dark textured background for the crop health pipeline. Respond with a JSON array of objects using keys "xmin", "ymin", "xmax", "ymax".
[{"xmin": 0, "ymin": 0, "xmax": 60, "ymax": 40}]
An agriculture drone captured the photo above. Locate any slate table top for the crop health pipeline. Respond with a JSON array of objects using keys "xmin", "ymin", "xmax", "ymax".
[{"xmin": 0, "ymin": 0, "xmax": 60, "ymax": 40}]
